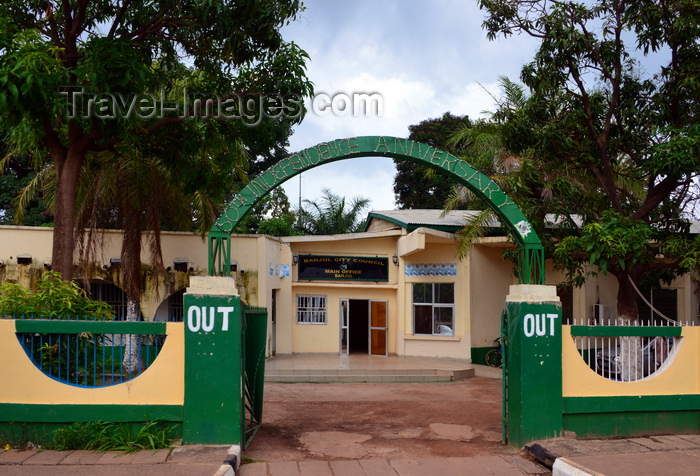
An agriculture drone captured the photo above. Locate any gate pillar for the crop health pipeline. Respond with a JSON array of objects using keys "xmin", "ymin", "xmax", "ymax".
[
  {"xmin": 505, "ymin": 285, "xmax": 562, "ymax": 447},
  {"xmin": 183, "ymin": 276, "xmax": 243, "ymax": 444}
]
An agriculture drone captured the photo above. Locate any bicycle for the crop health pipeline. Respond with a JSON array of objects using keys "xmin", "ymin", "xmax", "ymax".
[{"xmin": 484, "ymin": 337, "xmax": 503, "ymax": 368}]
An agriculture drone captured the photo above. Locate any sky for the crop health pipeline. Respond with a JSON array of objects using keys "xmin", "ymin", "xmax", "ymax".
[{"xmin": 278, "ymin": 0, "xmax": 541, "ymax": 212}]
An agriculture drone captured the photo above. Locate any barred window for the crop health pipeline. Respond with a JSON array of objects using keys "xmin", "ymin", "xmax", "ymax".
[
  {"xmin": 84, "ymin": 281, "xmax": 127, "ymax": 320},
  {"xmin": 297, "ymin": 295, "xmax": 327, "ymax": 325},
  {"xmin": 168, "ymin": 289, "xmax": 185, "ymax": 322}
]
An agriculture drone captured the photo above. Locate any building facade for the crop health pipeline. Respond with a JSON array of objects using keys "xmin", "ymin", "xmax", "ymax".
[{"xmin": 1, "ymin": 210, "xmax": 698, "ymax": 363}]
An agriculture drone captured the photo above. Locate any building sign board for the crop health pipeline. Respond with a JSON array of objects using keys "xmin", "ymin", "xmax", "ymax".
[{"xmin": 298, "ymin": 255, "xmax": 389, "ymax": 281}]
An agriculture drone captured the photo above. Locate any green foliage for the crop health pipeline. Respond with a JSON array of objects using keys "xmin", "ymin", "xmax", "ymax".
[
  {"xmin": 294, "ymin": 189, "xmax": 371, "ymax": 235},
  {"xmin": 0, "ymin": 0, "xmax": 313, "ymax": 279},
  {"xmin": 0, "ymin": 271, "xmax": 114, "ymax": 319},
  {"xmin": 554, "ymin": 211, "xmax": 654, "ymax": 283},
  {"xmin": 0, "ymin": 422, "xmax": 45, "ymax": 449},
  {"xmin": 467, "ymin": 0, "xmax": 700, "ymax": 318},
  {"xmin": 0, "ymin": 271, "xmax": 115, "ymax": 385},
  {"xmin": 394, "ymin": 112, "xmax": 472, "ymax": 209},
  {"xmin": 0, "ymin": 146, "xmax": 52, "ymax": 225},
  {"xmin": 257, "ymin": 215, "xmax": 300, "ymax": 237},
  {"xmin": 51, "ymin": 420, "xmax": 175, "ymax": 453},
  {"xmin": 233, "ymin": 187, "xmax": 296, "ymax": 235}
]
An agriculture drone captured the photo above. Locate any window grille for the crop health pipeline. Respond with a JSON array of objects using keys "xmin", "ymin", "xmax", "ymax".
[
  {"xmin": 296, "ymin": 295, "xmax": 327, "ymax": 324},
  {"xmin": 85, "ymin": 281, "xmax": 127, "ymax": 320},
  {"xmin": 168, "ymin": 289, "xmax": 185, "ymax": 322}
]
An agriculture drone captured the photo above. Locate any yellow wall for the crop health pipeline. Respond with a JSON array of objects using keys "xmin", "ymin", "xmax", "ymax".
[
  {"xmin": 0, "ymin": 320, "xmax": 184, "ymax": 405},
  {"xmin": 400, "ymin": 240, "xmax": 471, "ymax": 359},
  {"xmin": 469, "ymin": 242, "xmax": 515, "ymax": 350},
  {"xmin": 562, "ymin": 325, "xmax": 700, "ymax": 397},
  {"xmin": 287, "ymin": 233, "xmax": 399, "ymax": 355}
]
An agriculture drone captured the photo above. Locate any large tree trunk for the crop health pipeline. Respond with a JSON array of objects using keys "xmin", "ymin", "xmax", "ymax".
[
  {"xmin": 120, "ymin": 204, "xmax": 143, "ymax": 375},
  {"xmin": 616, "ymin": 273, "xmax": 643, "ymax": 381},
  {"xmin": 122, "ymin": 298, "xmax": 142, "ymax": 375},
  {"xmin": 51, "ymin": 149, "xmax": 85, "ymax": 280}
]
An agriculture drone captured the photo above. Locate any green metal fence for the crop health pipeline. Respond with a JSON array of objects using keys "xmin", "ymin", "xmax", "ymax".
[
  {"xmin": 242, "ymin": 306, "xmax": 268, "ymax": 448},
  {"xmin": 13, "ymin": 317, "xmax": 166, "ymax": 387}
]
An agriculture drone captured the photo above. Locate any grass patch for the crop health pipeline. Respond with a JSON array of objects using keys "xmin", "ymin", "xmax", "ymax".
[{"xmin": 51, "ymin": 421, "xmax": 175, "ymax": 453}]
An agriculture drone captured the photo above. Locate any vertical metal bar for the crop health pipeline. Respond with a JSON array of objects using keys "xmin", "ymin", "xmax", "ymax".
[
  {"xmin": 93, "ymin": 334, "xmax": 97, "ymax": 387},
  {"xmin": 112, "ymin": 335, "xmax": 118, "ymax": 383},
  {"xmin": 76, "ymin": 333, "xmax": 81, "ymax": 385},
  {"xmin": 137, "ymin": 334, "xmax": 142, "ymax": 377},
  {"xmin": 57, "ymin": 334, "xmax": 62, "ymax": 381}
]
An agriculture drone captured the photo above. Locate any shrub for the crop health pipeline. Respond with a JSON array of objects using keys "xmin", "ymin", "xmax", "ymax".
[{"xmin": 0, "ymin": 270, "xmax": 114, "ymax": 319}]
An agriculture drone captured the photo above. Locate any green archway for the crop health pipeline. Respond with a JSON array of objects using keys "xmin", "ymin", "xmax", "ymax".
[{"xmin": 208, "ymin": 136, "xmax": 544, "ymax": 284}]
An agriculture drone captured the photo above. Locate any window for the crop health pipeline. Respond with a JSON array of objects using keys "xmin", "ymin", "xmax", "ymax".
[
  {"xmin": 637, "ymin": 288, "xmax": 677, "ymax": 325},
  {"xmin": 84, "ymin": 281, "xmax": 127, "ymax": 320},
  {"xmin": 413, "ymin": 283, "xmax": 454, "ymax": 335},
  {"xmin": 297, "ymin": 295, "xmax": 327, "ymax": 324},
  {"xmin": 167, "ymin": 289, "xmax": 185, "ymax": 322}
]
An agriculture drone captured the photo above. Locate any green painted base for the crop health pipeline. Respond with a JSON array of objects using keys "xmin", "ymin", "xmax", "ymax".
[
  {"xmin": 0, "ymin": 403, "xmax": 183, "ymax": 423},
  {"xmin": 470, "ymin": 347, "xmax": 493, "ymax": 366},
  {"xmin": 564, "ymin": 411, "xmax": 699, "ymax": 439},
  {"xmin": 563, "ymin": 395, "xmax": 700, "ymax": 438},
  {"xmin": 0, "ymin": 404, "xmax": 183, "ymax": 447}
]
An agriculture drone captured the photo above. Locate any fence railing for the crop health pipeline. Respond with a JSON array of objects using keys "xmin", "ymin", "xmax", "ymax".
[
  {"xmin": 12, "ymin": 317, "xmax": 167, "ymax": 387},
  {"xmin": 242, "ymin": 306, "xmax": 268, "ymax": 448},
  {"xmin": 568, "ymin": 317, "xmax": 693, "ymax": 382}
]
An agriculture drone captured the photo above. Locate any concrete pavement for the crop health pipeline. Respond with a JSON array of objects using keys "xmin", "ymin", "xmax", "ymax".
[
  {"xmin": 2, "ymin": 434, "xmax": 699, "ymax": 475},
  {"xmin": 239, "ymin": 455, "xmax": 548, "ymax": 475},
  {"xmin": 0, "ymin": 444, "xmax": 238, "ymax": 476},
  {"xmin": 0, "ymin": 444, "xmax": 550, "ymax": 476},
  {"xmin": 527, "ymin": 434, "xmax": 700, "ymax": 476}
]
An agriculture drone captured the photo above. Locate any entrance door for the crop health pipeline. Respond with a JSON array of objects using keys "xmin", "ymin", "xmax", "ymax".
[
  {"xmin": 369, "ymin": 300, "xmax": 388, "ymax": 356},
  {"xmin": 271, "ymin": 290, "xmax": 277, "ymax": 356},
  {"xmin": 340, "ymin": 299, "xmax": 349, "ymax": 356},
  {"xmin": 340, "ymin": 299, "xmax": 388, "ymax": 355}
]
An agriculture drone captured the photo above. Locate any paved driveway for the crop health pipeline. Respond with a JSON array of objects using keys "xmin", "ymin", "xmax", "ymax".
[{"xmin": 243, "ymin": 379, "xmax": 516, "ymax": 462}]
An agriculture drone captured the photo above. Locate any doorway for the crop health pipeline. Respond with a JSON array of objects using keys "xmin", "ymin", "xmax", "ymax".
[
  {"xmin": 271, "ymin": 289, "xmax": 278, "ymax": 356},
  {"xmin": 340, "ymin": 299, "xmax": 387, "ymax": 356}
]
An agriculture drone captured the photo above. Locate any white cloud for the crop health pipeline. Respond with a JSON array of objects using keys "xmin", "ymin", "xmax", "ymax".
[{"xmin": 280, "ymin": 0, "xmax": 541, "ymax": 211}]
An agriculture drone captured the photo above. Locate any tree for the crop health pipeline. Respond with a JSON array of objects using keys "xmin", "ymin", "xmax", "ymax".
[
  {"xmin": 294, "ymin": 189, "xmax": 371, "ymax": 235},
  {"xmin": 75, "ymin": 143, "xmax": 235, "ymax": 372},
  {"xmin": 233, "ymin": 187, "xmax": 298, "ymax": 236},
  {"xmin": 394, "ymin": 112, "xmax": 472, "ymax": 209},
  {"xmin": 475, "ymin": 0, "xmax": 700, "ymax": 325},
  {"xmin": 447, "ymin": 77, "xmax": 603, "ymax": 260},
  {"xmin": 0, "ymin": 1, "xmax": 312, "ymax": 279},
  {"xmin": 0, "ymin": 158, "xmax": 53, "ymax": 226}
]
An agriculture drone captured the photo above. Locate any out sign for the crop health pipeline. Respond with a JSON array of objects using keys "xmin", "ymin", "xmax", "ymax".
[
  {"xmin": 523, "ymin": 313, "xmax": 558, "ymax": 337},
  {"xmin": 187, "ymin": 306, "xmax": 235, "ymax": 332}
]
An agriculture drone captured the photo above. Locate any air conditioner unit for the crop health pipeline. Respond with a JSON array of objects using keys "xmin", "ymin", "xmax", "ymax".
[{"xmin": 592, "ymin": 304, "xmax": 614, "ymax": 324}]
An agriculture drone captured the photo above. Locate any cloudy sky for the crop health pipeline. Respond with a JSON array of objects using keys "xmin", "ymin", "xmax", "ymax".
[{"xmin": 279, "ymin": 1, "xmax": 541, "ymax": 212}]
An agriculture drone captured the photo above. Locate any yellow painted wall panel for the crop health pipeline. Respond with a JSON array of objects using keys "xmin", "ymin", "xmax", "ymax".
[
  {"xmin": 562, "ymin": 325, "xmax": 699, "ymax": 397},
  {"xmin": 0, "ymin": 320, "xmax": 184, "ymax": 405}
]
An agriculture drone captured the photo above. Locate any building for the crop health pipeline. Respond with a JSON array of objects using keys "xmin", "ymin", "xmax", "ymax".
[{"xmin": 1, "ymin": 210, "xmax": 698, "ymax": 364}]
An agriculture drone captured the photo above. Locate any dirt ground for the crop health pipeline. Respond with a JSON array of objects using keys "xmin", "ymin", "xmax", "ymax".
[{"xmin": 242, "ymin": 378, "xmax": 522, "ymax": 462}]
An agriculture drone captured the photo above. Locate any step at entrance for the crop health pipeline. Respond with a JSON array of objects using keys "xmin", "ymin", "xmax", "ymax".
[{"xmin": 264, "ymin": 354, "xmax": 476, "ymax": 383}]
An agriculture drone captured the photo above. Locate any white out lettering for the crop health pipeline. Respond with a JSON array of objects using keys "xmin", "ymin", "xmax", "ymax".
[
  {"xmin": 218, "ymin": 307, "xmax": 234, "ymax": 331},
  {"xmin": 202, "ymin": 306, "xmax": 215, "ymax": 332},
  {"xmin": 187, "ymin": 305, "xmax": 236, "ymax": 332},
  {"xmin": 523, "ymin": 313, "xmax": 559, "ymax": 337},
  {"xmin": 187, "ymin": 306, "xmax": 201, "ymax": 332}
]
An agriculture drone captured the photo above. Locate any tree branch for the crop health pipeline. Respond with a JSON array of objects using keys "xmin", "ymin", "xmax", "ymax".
[{"xmin": 108, "ymin": 0, "xmax": 135, "ymax": 37}]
